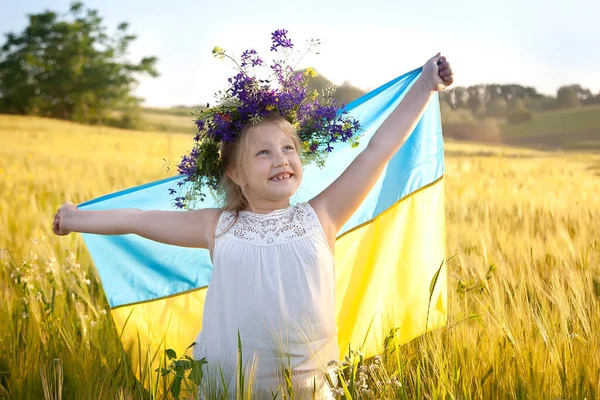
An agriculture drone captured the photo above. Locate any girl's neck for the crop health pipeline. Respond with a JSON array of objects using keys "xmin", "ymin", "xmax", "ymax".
[{"xmin": 244, "ymin": 199, "xmax": 291, "ymax": 214}]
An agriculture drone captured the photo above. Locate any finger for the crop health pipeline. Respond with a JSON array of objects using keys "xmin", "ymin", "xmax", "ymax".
[
  {"xmin": 437, "ymin": 56, "xmax": 446, "ymax": 65},
  {"xmin": 437, "ymin": 61, "xmax": 450, "ymax": 71},
  {"xmin": 428, "ymin": 52, "xmax": 442, "ymax": 65},
  {"xmin": 439, "ymin": 68, "xmax": 453, "ymax": 77},
  {"xmin": 443, "ymin": 76, "xmax": 454, "ymax": 85}
]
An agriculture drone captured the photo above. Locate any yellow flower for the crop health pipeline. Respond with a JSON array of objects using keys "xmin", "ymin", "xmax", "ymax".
[
  {"xmin": 304, "ymin": 67, "xmax": 317, "ymax": 78},
  {"xmin": 310, "ymin": 90, "xmax": 318, "ymax": 100},
  {"xmin": 266, "ymin": 105, "xmax": 275, "ymax": 111},
  {"xmin": 212, "ymin": 46, "xmax": 226, "ymax": 60}
]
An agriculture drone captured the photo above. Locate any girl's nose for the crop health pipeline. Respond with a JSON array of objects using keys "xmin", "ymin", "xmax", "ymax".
[{"xmin": 274, "ymin": 153, "xmax": 289, "ymax": 167}]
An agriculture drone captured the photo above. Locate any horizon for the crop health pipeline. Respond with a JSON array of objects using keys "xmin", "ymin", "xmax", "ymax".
[{"xmin": 2, "ymin": 0, "xmax": 598, "ymax": 108}]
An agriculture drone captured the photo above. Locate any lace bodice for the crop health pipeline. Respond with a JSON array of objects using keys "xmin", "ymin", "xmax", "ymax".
[{"xmin": 216, "ymin": 202, "xmax": 321, "ymax": 245}]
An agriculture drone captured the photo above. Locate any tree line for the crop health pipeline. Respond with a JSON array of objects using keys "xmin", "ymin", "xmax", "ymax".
[{"xmin": 1, "ymin": 2, "xmax": 597, "ymax": 130}]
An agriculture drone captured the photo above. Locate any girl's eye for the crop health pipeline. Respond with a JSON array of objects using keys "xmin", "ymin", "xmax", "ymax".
[
  {"xmin": 283, "ymin": 145, "xmax": 294, "ymax": 152},
  {"xmin": 256, "ymin": 150, "xmax": 269, "ymax": 156}
]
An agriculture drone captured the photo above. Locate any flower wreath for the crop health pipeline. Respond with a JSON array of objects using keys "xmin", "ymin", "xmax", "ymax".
[{"xmin": 170, "ymin": 29, "xmax": 362, "ymax": 209}]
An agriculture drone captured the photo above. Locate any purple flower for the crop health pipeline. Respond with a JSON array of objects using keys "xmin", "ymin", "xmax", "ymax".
[
  {"xmin": 240, "ymin": 49, "xmax": 263, "ymax": 67},
  {"xmin": 270, "ymin": 29, "xmax": 293, "ymax": 51}
]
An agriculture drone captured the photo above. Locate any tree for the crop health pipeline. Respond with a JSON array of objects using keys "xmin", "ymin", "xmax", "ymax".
[
  {"xmin": 556, "ymin": 85, "xmax": 586, "ymax": 109},
  {"xmin": 487, "ymin": 97, "xmax": 508, "ymax": 119},
  {"xmin": 0, "ymin": 2, "xmax": 158, "ymax": 126}
]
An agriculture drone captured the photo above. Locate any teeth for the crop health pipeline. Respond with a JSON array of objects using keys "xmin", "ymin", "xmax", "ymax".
[{"xmin": 272, "ymin": 174, "xmax": 290, "ymax": 181}]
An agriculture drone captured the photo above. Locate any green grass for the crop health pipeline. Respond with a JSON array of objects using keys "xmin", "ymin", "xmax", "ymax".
[
  {"xmin": 141, "ymin": 106, "xmax": 204, "ymax": 117},
  {"xmin": 140, "ymin": 112, "xmax": 197, "ymax": 134},
  {"xmin": 500, "ymin": 104, "xmax": 600, "ymax": 138}
]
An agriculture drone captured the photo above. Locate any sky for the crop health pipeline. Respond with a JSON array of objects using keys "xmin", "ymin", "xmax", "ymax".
[{"xmin": 1, "ymin": 0, "xmax": 598, "ymax": 108}]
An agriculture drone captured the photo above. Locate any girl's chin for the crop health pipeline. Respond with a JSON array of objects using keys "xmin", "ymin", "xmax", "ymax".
[{"xmin": 266, "ymin": 183, "xmax": 298, "ymax": 197}]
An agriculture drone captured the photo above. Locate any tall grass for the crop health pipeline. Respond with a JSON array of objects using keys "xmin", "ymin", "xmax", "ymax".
[{"xmin": 1, "ymin": 115, "xmax": 600, "ymax": 398}]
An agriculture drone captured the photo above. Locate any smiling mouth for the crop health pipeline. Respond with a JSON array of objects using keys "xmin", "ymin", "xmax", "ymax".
[{"xmin": 269, "ymin": 173, "xmax": 293, "ymax": 182}]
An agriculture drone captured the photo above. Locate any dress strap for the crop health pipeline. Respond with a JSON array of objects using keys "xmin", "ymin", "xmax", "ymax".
[{"xmin": 215, "ymin": 209, "xmax": 237, "ymax": 237}]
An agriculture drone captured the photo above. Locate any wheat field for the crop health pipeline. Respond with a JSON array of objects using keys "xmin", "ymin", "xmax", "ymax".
[{"xmin": 1, "ymin": 114, "xmax": 600, "ymax": 399}]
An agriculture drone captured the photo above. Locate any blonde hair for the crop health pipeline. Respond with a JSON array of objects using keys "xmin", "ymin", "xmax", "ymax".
[{"xmin": 216, "ymin": 114, "xmax": 301, "ymax": 232}]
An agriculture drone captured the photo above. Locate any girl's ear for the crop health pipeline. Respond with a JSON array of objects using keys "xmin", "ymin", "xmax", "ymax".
[{"xmin": 226, "ymin": 167, "xmax": 245, "ymax": 187}]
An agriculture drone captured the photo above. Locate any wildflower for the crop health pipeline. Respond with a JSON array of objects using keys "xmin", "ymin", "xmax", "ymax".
[
  {"xmin": 22, "ymin": 312, "xmax": 28, "ymax": 319},
  {"xmin": 304, "ymin": 67, "xmax": 317, "ymax": 78},
  {"xmin": 390, "ymin": 375, "xmax": 402, "ymax": 387},
  {"xmin": 212, "ymin": 46, "xmax": 225, "ymax": 60},
  {"xmin": 240, "ymin": 49, "xmax": 263, "ymax": 67},
  {"xmin": 361, "ymin": 388, "xmax": 374, "ymax": 397},
  {"xmin": 270, "ymin": 29, "xmax": 293, "ymax": 51}
]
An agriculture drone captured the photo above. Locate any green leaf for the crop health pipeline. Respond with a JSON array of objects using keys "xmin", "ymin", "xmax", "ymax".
[
  {"xmin": 165, "ymin": 349, "xmax": 177, "ymax": 360},
  {"xmin": 185, "ymin": 341, "xmax": 197, "ymax": 352},
  {"xmin": 189, "ymin": 359, "xmax": 205, "ymax": 386},
  {"xmin": 170, "ymin": 375, "xmax": 182, "ymax": 399}
]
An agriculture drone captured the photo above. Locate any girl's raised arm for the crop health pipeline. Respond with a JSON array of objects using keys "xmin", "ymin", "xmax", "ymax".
[
  {"xmin": 53, "ymin": 202, "xmax": 221, "ymax": 249},
  {"xmin": 310, "ymin": 54, "xmax": 453, "ymax": 234}
]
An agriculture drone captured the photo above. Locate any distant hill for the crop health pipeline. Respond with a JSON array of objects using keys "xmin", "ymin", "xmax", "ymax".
[
  {"xmin": 500, "ymin": 105, "xmax": 600, "ymax": 151},
  {"xmin": 142, "ymin": 69, "xmax": 367, "ymax": 117},
  {"xmin": 299, "ymin": 69, "xmax": 366, "ymax": 106},
  {"xmin": 141, "ymin": 106, "xmax": 205, "ymax": 117}
]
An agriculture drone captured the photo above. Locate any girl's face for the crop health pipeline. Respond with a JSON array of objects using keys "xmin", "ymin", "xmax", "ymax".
[{"xmin": 234, "ymin": 121, "xmax": 303, "ymax": 205}]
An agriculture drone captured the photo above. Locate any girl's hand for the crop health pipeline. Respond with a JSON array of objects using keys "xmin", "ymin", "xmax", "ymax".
[
  {"xmin": 421, "ymin": 52, "xmax": 454, "ymax": 92},
  {"xmin": 52, "ymin": 202, "xmax": 77, "ymax": 236}
]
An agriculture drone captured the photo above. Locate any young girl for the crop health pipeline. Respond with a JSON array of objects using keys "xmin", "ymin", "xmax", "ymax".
[{"xmin": 53, "ymin": 50, "xmax": 453, "ymax": 398}]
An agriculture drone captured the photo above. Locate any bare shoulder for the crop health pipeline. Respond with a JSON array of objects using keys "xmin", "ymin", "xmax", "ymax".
[
  {"xmin": 189, "ymin": 207, "xmax": 223, "ymax": 240},
  {"xmin": 191, "ymin": 207, "xmax": 223, "ymax": 252},
  {"xmin": 307, "ymin": 198, "xmax": 336, "ymax": 251},
  {"xmin": 187, "ymin": 207, "xmax": 222, "ymax": 223}
]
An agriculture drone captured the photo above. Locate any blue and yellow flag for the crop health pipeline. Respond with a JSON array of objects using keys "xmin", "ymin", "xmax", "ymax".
[{"xmin": 79, "ymin": 67, "xmax": 446, "ymax": 387}]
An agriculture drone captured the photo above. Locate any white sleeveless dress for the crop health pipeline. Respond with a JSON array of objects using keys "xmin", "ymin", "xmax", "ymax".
[{"xmin": 192, "ymin": 202, "xmax": 338, "ymax": 399}]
